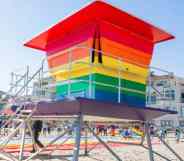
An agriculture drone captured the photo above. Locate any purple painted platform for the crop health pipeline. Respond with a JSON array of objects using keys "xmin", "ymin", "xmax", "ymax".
[{"xmin": 24, "ymin": 98, "xmax": 177, "ymax": 122}]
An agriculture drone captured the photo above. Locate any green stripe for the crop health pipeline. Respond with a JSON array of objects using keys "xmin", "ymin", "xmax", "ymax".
[
  {"xmin": 123, "ymin": 90, "xmax": 146, "ymax": 99},
  {"xmin": 94, "ymin": 84, "xmax": 145, "ymax": 99},
  {"xmin": 93, "ymin": 73, "xmax": 146, "ymax": 92},
  {"xmin": 56, "ymin": 82, "xmax": 90, "ymax": 95},
  {"xmin": 56, "ymin": 73, "xmax": 146, "ymax": 97},
  {"xmin": 59, "ymin": 73, "xmax": 146, "ymax": 92},
  {"xmin": 56, "ymin": 81, "xmax": 145, "ymax": 99}
]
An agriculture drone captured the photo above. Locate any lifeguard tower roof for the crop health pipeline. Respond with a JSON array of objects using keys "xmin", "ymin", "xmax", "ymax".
[{"xmin": 24, "ymin": 1, "xmax": 174, "ymax": 51}]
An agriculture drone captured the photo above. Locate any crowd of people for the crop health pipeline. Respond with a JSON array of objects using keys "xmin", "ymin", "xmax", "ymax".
[
  {"xmin": 94, "ymin": 125, "xmax": 141, "ymax": 138},
  {"xmin": 159, "ymin": 127, "xmax": 183, "ymax": 143},
  {"xmin": 0, "ymin": 120, "xmax": 184, "ymax": 144}
]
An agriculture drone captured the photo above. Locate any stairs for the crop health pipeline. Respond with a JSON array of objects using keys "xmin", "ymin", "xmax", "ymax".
[
  {"xmin": 0, "ymin": 151, "xmax": 19, "ymax": 161},
  {"xmin": 16, "ymin": 109, "xmax": 34, "ymax": 120},
  {"xmin": 0, "ymin": 60, "xmax": 46, "ymax": 161},
  {"xmin": 20, "ymin": 109, "xmax": 33, "ymax": 116},
  {"xmin": 0, "ymin": 59, "xmax": 45, "ymax": 128}
]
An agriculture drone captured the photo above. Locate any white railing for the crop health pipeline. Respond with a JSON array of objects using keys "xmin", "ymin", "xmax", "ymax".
[
  {"xmin": 4, "ymin": 46, "xmax": 176, "ymax": 105},
  {"xmin": 28, "ymin": 46, "xmax": 175, "ymax": 106},
  {"xmin": 41, "ymin": 46, "xmax": 150, "ymax": 103},
  {"xmin": 146, "ymin": 65, "xmax": 175, "ymax": 108}
]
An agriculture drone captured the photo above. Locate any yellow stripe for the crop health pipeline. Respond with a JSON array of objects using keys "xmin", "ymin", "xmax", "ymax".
[
  {"xmin": 49, "ymin": 56, "xmax": 149, "ymax": 76},
  {"xmin": 102, "ymin": 56, "xmax": 148, "ymax": 77},
  {"xmin": 52, "ymin": 66, "xmax": 147, "ymax": 84},
  {"xmin": 94, "ymin": 66, "xmax": 147, "ymax": 84},
  {"xmin": 49, "ymin": 56, "xmax": 149, "ymax": 78}
]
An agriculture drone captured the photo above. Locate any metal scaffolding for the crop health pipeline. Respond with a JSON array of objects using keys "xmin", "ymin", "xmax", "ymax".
[{"xmin": 0, "ymin": 47, "xmax": 183, "ymax": 161}]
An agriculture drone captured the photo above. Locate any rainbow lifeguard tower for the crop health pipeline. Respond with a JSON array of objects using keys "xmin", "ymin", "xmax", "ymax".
[
  {"xmin": 24, "ymin": 1, "xmax": 174, "ymax": 107},
  {"xmin": 1, "ymin": 1, "xmax": 182, "ymax": 161}
]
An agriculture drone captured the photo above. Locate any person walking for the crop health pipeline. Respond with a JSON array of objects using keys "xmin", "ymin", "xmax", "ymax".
[
  {"xmin": 31, "ymin": 120, "xmax": 44, "ymax": 153},
  {"xmin": 160, "ymin": 128, "xmax": 166, "ymax": 141},
  {"xmin": 175, "ymin": 128, "xmax": 181, "ymax": 143}
]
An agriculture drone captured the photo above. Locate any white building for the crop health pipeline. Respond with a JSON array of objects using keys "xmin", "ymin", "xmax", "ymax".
[
  {"xmin": 32, "ymin": 77, "xmax": 56, "ymax": 99},
  {"xmin": 147, "ymin": 73, "xmax": 184, "ymax": 128}
]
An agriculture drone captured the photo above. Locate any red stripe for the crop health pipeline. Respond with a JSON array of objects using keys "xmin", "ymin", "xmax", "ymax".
[
  {"xmin": 46, "ymin": 22, "xmax": 96, "ymax": 55},
  {"xmin": 100, "ymin": 21, "xmax": 153, "ymax": 54},
  {"xmin": 24, "ymin": 1, "xmax": 174, "ymax": 51},
  {"xmin": 46, "ymin": 21, "xmax": 153, "ymax": 56}
]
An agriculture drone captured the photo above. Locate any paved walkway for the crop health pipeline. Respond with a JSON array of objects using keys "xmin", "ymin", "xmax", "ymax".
[{"xmin": 0, "ymin": 134, "xmax": 184, "ymax": 160}]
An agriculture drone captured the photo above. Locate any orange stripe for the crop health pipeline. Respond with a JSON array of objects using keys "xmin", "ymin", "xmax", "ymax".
[
  {"xmin": 101, "ymin": 38, "xmax": 152, "ymax": 67},
  {"xmin": 47, "ymin": 37, "xmax": 152, "ymax": 69},
  {"xmin": 47, "ymin": 40, "xmax": 92, "ymax": 68}
]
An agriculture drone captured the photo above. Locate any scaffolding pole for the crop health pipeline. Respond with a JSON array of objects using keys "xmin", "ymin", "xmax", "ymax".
[
  {"xmin": 72, "ymin": 115, "xmax": 82, "ymax": 161},
  {"xmin": 145, "ymin": 122, "xmax": 154, "ymax": 161}
]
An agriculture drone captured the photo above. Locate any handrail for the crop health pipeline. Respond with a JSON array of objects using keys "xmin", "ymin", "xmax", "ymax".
[
  {"xmin": 42, "ymin": 79, "xmax": 145, "ymax": 95},
  {"xmin": 48, "ymin": 45, "xmax": 150, "ymax": 68},
  {"xmin": 49, "ymin": 60, "xmax": 148, "ymax": 78},
  {"xmin": 35, "ymin": 47, "xmax": 174, "ymax": 105},
  {"xmin": 8, "ymin": 72, "xmax": 27, "ymax": 94},
  {"xmin": 0, "ymin": 44, "xmax": 176, "ymax": 130},
  {"xmin": 43, "ymin": 46, "xmax": 175, "ymax": 105},
  {"xmin": 47, "ymin": 45, "xmax": 174, "ymax": 79},
  {"xmin": 0, "ymin": 103, "xmax": 38, "ymax": 149},
  {"xmin": 14, "ymin": 67, "xmax": 42, "ymax": 97},
  {"xmin": 0, "ymin": 59, "xmax": 46, "ymax": 130}
]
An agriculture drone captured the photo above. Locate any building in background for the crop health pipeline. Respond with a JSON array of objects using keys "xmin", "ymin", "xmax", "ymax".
[
  {"xmin": 147, "ymin": 74, "xmax": 184, "ymax": 128},
  {"xmin": 32, "ymin": 77, "xmax": 56, "ymax": 100},
  {"xmin": 0, "ymin": 90, "xmax": 7, "ymax": 111}
]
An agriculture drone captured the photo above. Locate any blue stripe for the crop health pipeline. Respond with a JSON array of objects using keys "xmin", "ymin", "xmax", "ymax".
[{"xmin": 95, "ymin": 90, "xmax": 145, "ymax": 107}]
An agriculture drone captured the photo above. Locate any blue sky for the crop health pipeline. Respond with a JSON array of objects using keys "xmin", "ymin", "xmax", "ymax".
[{"xmin": 0, "ymin": 0, "xmax": 183, "ymax": 91}]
